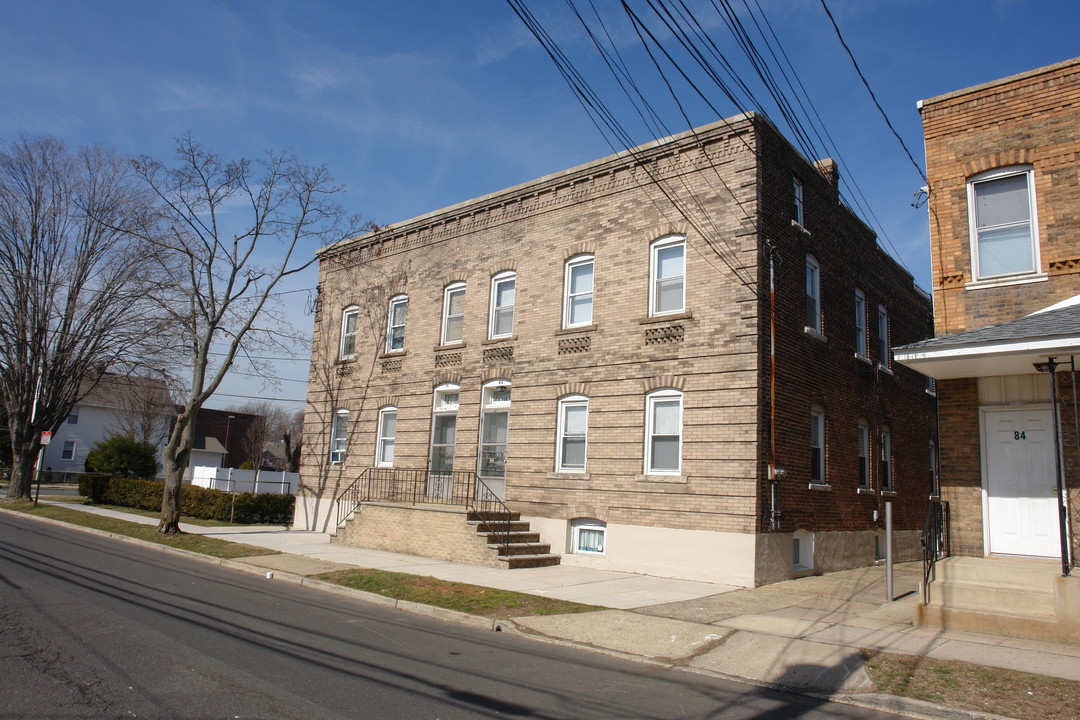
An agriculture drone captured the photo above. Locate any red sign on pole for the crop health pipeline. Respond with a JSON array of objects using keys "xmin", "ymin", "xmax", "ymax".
[{"xmin": 40, "ymin": 431, "xmax": 52, "ymax": 445}]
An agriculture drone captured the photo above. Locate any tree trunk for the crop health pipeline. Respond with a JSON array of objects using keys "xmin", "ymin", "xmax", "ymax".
[
  {"xmin": 157, "ymin": 440, "xmax": 185, "ymax": 534},
  {"xmin": 2, "ymin": 443, "xmax": 38, "ymax": 501}
]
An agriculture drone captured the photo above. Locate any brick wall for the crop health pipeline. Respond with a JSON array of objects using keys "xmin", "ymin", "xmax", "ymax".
[{"xmin": 921, "ymin": 57, "xmax": 1080, "ymax": 334}]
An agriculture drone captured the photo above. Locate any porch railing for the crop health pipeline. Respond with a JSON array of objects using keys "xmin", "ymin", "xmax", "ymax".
[
  {"xmin": 333, "ymin": 468, "xmax": 515, "ymax": 553},
  {"xmin": 920, "ymin": 497, "xmax": 950, "ymax": 604}
]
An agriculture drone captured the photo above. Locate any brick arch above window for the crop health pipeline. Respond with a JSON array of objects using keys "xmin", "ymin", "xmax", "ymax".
[
  {"xmin": 566, "ymin": 505, "xmax": 608, "ymax": 523},
  {"xmin": 486, "ymin": 263, "xmax": 517, "ymax": 276},
  {"xmin": 963, "ymin": 148, "xmax": 1035, "ymax": 177},
  {"xmin": 557, "ymin": 382, "xmax": 589, "ymax": 398},
  {"xmin": 480, "ymin": 367, "xmax": 514, "ymax": 384},
  {"xmin": 563, "ymin": 242, "xmax": 595, "ymax": 260},
  {"xmin": 439, "ymin": 273, "xmax": 468, "ymax": 288},
  {"xmin": 430, "ymin": 371, "xmax": 463, "ymax": 388},
  {"xmin": 642, "ymin": 375, "xmax": 686, "ymax": 393},
  {"xmin": 371, "ymin": 396, "xmax": 400, "ymax": 410},
  {"xmin": 640, "ymin": 223, "xmax": 689, "ymax": 243}
]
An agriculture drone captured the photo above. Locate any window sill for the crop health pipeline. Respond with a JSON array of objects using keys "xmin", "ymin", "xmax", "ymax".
[
  {"xmin": 635, "ymin": 473, "xmax": 688, "ymax": 484},
  {"xmin": 434, "ymin": 342, "xmax": 466, "ymax": 351},
  {"xmin": 556, "ymin": 324, "xmax": 597, "ymax": 335},
  {"xmin": 881, "ymin": 490, "xmax": 897, "ymax": 498},
  {"xmin": 964, "ymin": 272, "xmax": 1048, "ymax": 291},
  {"xmin": 856, "ymin": 487, "xmax": 875, "ymax": 495},
  {"xmin": 808, "ymin": 482, "xmax": 832, "ymax": 491},
  {"xmin": 378, "ymin": 349, "xmax": 407, "ymax": 359},
  {"xmin": 877, "ymin": 363, "xmax": 893, "ymax": 375},
  {"xmin": 335, "ymin": 356, "xmax": 356, "ymax": 364},
  {"xmin": 791, "ymin": 220, "xmax": 811, "ymax": 236},
  {"xmin": 482, "ymin": 335, "xmax": 517, "ymax": 345},
  {"xmin": 855, "ymin": 353, "xmax": 872, "ymax": 365},
  {"xmin": 548, "ymin": 472, "xmax": 590, "ymax": 481},
  {"xmin": 640, "ymin": 311, "xmax": 693, "ymax": 325},
  {"xmin": 804, "ymin": 327, "xmax": 827, "ymax": 343}
]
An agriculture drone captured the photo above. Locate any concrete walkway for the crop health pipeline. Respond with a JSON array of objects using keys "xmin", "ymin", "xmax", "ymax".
[{"xmin": 17, "ymin": 501, "xmax": 1080, "ymax": 718}]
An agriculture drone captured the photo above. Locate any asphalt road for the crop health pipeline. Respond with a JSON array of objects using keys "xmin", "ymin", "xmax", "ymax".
[{"xmin": 0, "ymin": 512, "xmax": 907, "ymax": 720}]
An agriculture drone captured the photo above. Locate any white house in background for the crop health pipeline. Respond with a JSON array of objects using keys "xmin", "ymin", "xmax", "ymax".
[
  {"xmin": 42, "ymin": 373, "xmax": 173, "ymax": 479},
  {"xmin": 184, "ymin": 436, "xmax": 228, "ymax": 482}
]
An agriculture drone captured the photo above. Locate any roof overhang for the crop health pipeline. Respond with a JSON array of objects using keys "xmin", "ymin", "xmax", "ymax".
[{"xmin": 894, "ymin": 336, "xmax": 1080, "ymax": 380}]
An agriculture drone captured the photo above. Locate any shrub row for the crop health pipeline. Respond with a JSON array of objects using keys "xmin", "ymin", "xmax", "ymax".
[{"xmin": 78, "ymin": 476, "xmax": 295, "ymax": 525}]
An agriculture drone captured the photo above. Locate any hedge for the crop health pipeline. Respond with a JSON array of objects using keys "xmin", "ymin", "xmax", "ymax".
[{"xmin": 78, "ymin": 475, "xmax": 295, "ymax": 525}]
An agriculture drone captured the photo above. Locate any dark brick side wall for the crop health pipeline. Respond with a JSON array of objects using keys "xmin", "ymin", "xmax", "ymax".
[{"xmin": 756, "ymin": 121, "xmax": 937, "ymax": 536}]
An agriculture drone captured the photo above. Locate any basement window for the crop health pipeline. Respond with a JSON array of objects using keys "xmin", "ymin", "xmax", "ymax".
[
  {"xmin": 571, "ymin": 518, "xmax": 606, "ymax": 555},
  {"xmin": 793, "ymin": 531, "xmax": 814, "ymax": 571}
]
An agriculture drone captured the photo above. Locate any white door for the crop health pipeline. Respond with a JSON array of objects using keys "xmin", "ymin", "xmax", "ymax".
[{"xmin": 983, "ymin": 407, "xmax": 1060, "ymax": 558}]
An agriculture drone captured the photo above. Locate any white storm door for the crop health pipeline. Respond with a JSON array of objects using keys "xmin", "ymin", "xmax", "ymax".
[{"xmin": 983, "ymin": 407, "xmax": 1060, "ymax": 558}]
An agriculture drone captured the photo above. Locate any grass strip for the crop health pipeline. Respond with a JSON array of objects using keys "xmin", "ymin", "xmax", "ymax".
[
  {"xmin": 4, "ymin": 501, "xmax": 280, "ymax": 559},
  {"xmin": 318, "ymin": 568, "xmax": 605, "ymax": 619},
  {"xmin": 865, "ymin": 651, "xmax": 1080, "ymax": 720}
]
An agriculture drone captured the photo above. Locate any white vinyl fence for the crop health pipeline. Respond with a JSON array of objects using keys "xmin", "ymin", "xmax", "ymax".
[{"xmin": 190, "ymin": 466, "xmax": 299, "ymax": 495}]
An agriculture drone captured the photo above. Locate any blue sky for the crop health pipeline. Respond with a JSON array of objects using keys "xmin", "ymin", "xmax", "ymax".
[{"xmin": 2, "ymin": 0, "xmax": 1076, "ymax": 410}]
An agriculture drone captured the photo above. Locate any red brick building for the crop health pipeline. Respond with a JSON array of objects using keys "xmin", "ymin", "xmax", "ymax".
[
  {"xmin": 300, "ymin": 113, "xmax": 936, "ymax": 586},
  {"xmin": 895, "ymin": 57, "xmax": 1080, "ymax": 642}
]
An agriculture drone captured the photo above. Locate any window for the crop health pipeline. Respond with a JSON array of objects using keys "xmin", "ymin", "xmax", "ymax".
[
  {"xmin": 430, "ymin": 385, "xmax": 459, "ymax": 476},
  {"xmin": 571, "ymin": 518, "xmax": 606, "ymax": 555},
  {"xmin": 61, "ymin": 440, "xmax": 76, "ymax": 461},
  {"xmin": 877, "ymin": 305, "xmax": 890, "ymax": 369},
  {"xmin": 969, "ymin": 167, "xmax": 1038, "ymax": 280},
  {"xmin": 793, "ymin": 178, "xmax": 805, "ymax": 226},
  {"xmin": 857, "ymin": 420, "xmax": 870, "ymax": 489},
  {"xmin": 386, "ymin": 295, "xmax": 408, "ymax": 353},
  {"xmin": 805, "ymin": 255, "xmax": 821, "ymax": 332},
  {"xmin": 793, "ymin": 531, "xmax": 814, "ymax": 570},
  {"xmin": 340, "ymin": 306, "xmax": 359, "ymax": 359},
  {"xmin": 66, "ymin": 406, "xmax": 80, "ymax": 425},
  {"xmin": 479, "ymin": 381, "xmax": 510, "ymax": 479},
  {"xmin": 645, "ymin": 389, "xmax": 682, "ymax": 474},
  {"xmin": 556, "ymin": 395, "xmax": 588, "ymax": 472},
  {"xmin": 854, "ymin": 290, "xmax": 867, "ymax": 358},
  {"xmin": 489, "ymin": 272, "xmax": 516, "ymax": 338},
  {"xmin": 879, "ymin": 426, "xmax": 893, "ymax": 491},
  {"xmin": 563, "ymin": 255, "xmax": 594, "ymax": 328},
  {"xmin": 650, "ymin": 237, "xmax": 685, "ymax": 316},
  {"xmin": 329, "ymin": 409, "xmax": 348, "ymax": 464},
  {"xmin": 375, "ymin": 407, "xmax": 397, "ymax": 467},
  {"xmin": 441, "ymin": 283, "xmax": 466, "ymax": 345},
  {"xmin": 810, "ymin": 406, "xmax": 825, "ymax": 485}
]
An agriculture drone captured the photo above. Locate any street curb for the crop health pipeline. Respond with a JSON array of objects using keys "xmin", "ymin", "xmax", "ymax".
[{"xmin": 1, "ymin": 507, "xmax": 1021, "ymax": 720}]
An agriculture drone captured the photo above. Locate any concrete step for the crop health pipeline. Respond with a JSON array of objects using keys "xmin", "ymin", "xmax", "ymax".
[
  {"xmin": 914, "ymin": 603, "xmax": 1063, "ymax": 643},
  {"xmin": 492, "ymin": 542, "xmax": 553, "ymax": 557},
  {"xmin": 928, "ymin": 581, "xmax": 1056, "ymax": 617},
  {"xmin": 932, "ymin": 556, "xmax": 1060, "ymax": 588},
  {"xmin": 500, "ymin": 554, "xmax": 561, "ymax": 569},
  {"xmin": 467, "ymin": 510, "xmax": 520, "ymax": 522}
]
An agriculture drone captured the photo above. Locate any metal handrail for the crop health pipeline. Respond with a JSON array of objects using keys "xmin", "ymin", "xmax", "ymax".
[
  {"xmin": 333, "ymin": 468, "xmax": 517, "ymax": 555},
  {"xmin": 920, "ymin": 497, "xmax": 950, "ymax": 604}
]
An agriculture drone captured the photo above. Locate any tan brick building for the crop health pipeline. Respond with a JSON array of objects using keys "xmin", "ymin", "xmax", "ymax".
[
  {"xmin": 299, "ymin": 113, "xmax": 936, "ymax": 587},
  {"xmin": 895, "ymin": 58, "xmax": 1080, "ymax": 642}
]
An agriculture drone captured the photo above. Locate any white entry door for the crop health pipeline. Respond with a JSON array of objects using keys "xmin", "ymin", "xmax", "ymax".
[{"xmin": 983, "ymin": 407, "xmax": 1060, "ymax": 558}]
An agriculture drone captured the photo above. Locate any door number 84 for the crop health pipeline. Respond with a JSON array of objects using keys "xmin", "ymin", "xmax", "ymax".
[{"xmin": 1014, "ymin": 431, "xmax": 1027, "ymax": 440}]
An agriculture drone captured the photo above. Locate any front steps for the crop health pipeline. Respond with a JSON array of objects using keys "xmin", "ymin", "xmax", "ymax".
[
  {"xmin": 469, "ymin": 511, "xmax": 561, "ymax": 569},
  {"xmin": 915, "ymin": 556, "xmax": 1079, "ymax": 644}
]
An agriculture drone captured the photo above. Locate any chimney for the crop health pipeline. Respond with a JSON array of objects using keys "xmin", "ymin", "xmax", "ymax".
[{"xmin": 814, "ymin": 158, "xmax": 840, "ymax": 199}]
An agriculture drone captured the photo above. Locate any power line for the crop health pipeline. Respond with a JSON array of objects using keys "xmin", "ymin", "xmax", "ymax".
[{"xmin": 818, "ymin": 0, "xmax": 928, "ymax": 185}]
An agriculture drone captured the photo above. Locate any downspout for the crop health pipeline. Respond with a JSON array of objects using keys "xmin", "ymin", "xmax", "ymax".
[{"xmin": 767, "ymin": 240, "xmax": 781, "ymax": 531}]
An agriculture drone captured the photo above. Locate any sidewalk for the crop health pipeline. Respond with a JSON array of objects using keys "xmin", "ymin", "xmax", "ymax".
[{"xmin": 21, "ymin": 502, "xmax": 1080, "ymax": 714}]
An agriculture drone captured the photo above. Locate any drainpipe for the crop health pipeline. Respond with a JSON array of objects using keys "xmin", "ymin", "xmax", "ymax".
[{"xmin": 767, "ymin": 241, "xmax": 781, "ymax": 531}]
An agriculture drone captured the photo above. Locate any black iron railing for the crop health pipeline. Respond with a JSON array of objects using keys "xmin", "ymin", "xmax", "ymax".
[
  {"xmin": 333, "ymin": 468, "xmax": 514, "ymax": 553},
  {"xmin": 920, "ymin": 497, "xmax": 950, "ymax": 604}
]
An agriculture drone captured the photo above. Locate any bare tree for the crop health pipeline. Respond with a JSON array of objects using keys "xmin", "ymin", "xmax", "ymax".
[
  {"xmin": 229, "ymin": 399, "xmax": 285, "ymax": 468},
  {"xmin": 135, "ymin": 134, "xmax": 363, "ymax": 533},
  {"xmin": 105, "ymin": 373, "xmax": 175, "ymax": 445},
  {"xmin": 0, "ymin": 137, "xmax": 162, "ymax": 501},
  {"xmin": 280, "ymin": 409, "xmax": 304, "ymax": 473}
]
